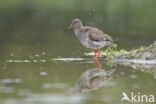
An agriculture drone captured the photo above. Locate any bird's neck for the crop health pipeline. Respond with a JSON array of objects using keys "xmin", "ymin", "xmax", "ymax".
[{"xmin": 74, "ymin": 27, "xmax": 83, "ymax": 40}]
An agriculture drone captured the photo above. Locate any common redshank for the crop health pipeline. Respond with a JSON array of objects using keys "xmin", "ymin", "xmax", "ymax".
[{"xmin": 68, "ymin": 19, "xmax": 117, "ymax": 71}]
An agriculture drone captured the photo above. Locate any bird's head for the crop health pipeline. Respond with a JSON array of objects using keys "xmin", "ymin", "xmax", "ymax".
[{"xmin": 68, "ymin": 19, "xmax": 83, "ymax": 29}]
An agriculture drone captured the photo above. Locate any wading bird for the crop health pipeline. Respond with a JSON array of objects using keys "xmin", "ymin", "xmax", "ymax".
[{"xmin": 68, "ymin": 19, "xmax": 117, "ymax": 71}]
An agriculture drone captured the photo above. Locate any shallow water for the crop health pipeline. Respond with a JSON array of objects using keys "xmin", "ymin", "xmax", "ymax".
[{"xmin": 0, "ymin": 0, "xmax": 156, "ymax": 104}]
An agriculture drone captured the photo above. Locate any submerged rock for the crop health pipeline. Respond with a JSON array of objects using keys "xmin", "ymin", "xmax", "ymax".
[
  {"xmin": 112, "ymin": 41, "xmax": 156, "ymax": 79},
  {"xmin": 116, "ymin": 41, "xmax": 156, "ymax": 60},
  {"xmin": 145, "ymin": 54, "xmax": 156, "ymax": 60}
]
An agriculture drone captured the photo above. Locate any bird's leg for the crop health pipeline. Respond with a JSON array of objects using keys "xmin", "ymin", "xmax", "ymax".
[
  {"xmin": 96, "ymin": 47, "xmax": 101, "ymax": 72},
  {"xmin": 93, "ymin": 49, "xmax": 98, "ymax": 67},
  {"xmin": 93, "ymin": 49, "xmax": 98, "ymax": 59},
  {"xmin": 96, "ymin": 47, "xmax": 101, "ymax": 58},
  {"xmin": 96, "ymin": 60, "xmax": 101, "ymax": 72}
]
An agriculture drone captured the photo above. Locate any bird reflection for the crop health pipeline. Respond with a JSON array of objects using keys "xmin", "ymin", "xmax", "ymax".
[
  {"xmin": 93, "ymin": 49, "xmax": 101, "ymax": 72},
  {"xmin": 70, "ymin": 68, "xmax": 116, "ymax": 95}
]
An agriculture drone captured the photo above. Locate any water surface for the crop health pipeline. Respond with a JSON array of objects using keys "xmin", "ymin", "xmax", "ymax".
[{"xmin": 0, "ymin": 0, "xmax": 156, "ymax": 104}]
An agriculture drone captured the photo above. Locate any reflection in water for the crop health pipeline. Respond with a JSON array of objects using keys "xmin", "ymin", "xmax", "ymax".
[
  {"xmin": 113, "ymin": 59, "xmax": 156, "ymax": 79},
  {"xmin": 0, "ymin": 0, "xmax": 156, "ymax": 104},
  {"xmin": 52, "ymin": 58, "xmax": 85, "ymax": 62},
  {"xmin": 6, "ymin": 60, "xmax": 46, "ymax": 63},
  {"xmin": 0, "ymin": 94, "xmax": 86, "ymax": 104},
  {"xmin": 71, "ymin": 68, "xmax": 116, "ymax": 95},
  {"xmin": 93, "ymin": 48, "xmax": 101, "ymax": 72},
  {"xmin": 6, "ymin": 58, "xmax": 85, "ymax": 63},
  {"xmin": 93, "ymin": 54, "xmax": 101, "ymax": 72}
]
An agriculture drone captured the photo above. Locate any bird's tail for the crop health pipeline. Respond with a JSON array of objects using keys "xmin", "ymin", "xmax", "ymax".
[{"xmin": 106, "ymin": 41, "xmax": 116, "ymax": 48}]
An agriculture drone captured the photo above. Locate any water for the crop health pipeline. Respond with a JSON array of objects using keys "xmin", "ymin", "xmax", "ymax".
[{"xmin": 0, "ymin": 0, "xmax": 156, "ymax": 104}]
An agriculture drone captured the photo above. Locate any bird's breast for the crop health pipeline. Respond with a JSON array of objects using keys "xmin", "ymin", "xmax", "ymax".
[{"xmin": 74, "ymin": 29, "xmax": 90, "ymax": 47}]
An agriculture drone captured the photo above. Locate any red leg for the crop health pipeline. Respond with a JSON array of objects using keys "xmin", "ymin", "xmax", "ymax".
[
  {"xmin": 96, "ymin": 47, "xmax": 101, "ymax": 72},
  {"xmin": 96, "ymin": 47, "xmax": 101, "ymax": 58},
  {"xmin": 96, "ymin": 59, "xmax": 101, "ymax": 72},
  {"xmin": 93, "ymin": 49, "xmax": 97, "ymax": 59},
  {"xmin": 93, "ymin": 49, "xmax": 98, "ymax": 66}
]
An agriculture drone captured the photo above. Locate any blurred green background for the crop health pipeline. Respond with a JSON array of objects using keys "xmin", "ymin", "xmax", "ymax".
[{"xmin": 0, "ymin": 0, "xmax": 156, "ymax": 104}]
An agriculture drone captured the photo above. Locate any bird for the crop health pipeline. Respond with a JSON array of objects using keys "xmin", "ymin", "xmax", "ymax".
[{"xmin": 67, "ymin": 19, "xmax": 117, "ymax": 71}]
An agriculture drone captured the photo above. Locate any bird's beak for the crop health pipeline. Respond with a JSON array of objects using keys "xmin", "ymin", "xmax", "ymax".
[
  {"xmin": 67, "ymin": 25, "xmax": 72, "ymax": 29},
  {"xmin": 61, "ymin": 25, "xmax": 72, "ymax": 32}
]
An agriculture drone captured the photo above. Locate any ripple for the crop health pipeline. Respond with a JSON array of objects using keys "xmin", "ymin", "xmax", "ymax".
[
  {"xmin": 114, "ymin": 59, "xmax": 156, "ymax": 64},
  {"xmin": 42, "ymin": 83, "xmax": 68, "ymax": 89},
  {"xmin": 40, "ymin": 72, "xmax": 48, "ymax": 76},
  {"xmin": 130, "ymin": 74, "xmax": 137, "ymax": 79},
  {"xmin": 0, "ymin": 87, "xmax": 15, "ymax": 93},
  {"xmin": 84, "ymin": 52, "xmax": 106, "ymax": 56},
  {"xmin": 6, "ymin": 60, "xmax": 31, "ymax": 63},
  {"xmin": 1, "ymin": 78, "xmax": 22, "ymax": 84},
  {"xmin": 52, "ymin": 58, "xmax": 85, "ymax": 62},
  {"xmin": 6, "ymin": 60, "xmax": 46, "ymax": 63},
  {"xmin": 0, "ymin": 94, "xmax": 87, "ymax": 104},
  {"xmin": 25, "ymin": 94, "xmax": 86, "ymax": 103}
]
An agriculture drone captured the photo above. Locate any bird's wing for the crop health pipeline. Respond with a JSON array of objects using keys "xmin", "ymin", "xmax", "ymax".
[{"xmin": 81, "ymin": 26, "xmax": 114, "ymax": 42}]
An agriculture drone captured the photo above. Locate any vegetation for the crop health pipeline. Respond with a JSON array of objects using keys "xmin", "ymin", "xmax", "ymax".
[{"xmin": 99, "ymin": 43, "xmax": 149, "ymax": 60}]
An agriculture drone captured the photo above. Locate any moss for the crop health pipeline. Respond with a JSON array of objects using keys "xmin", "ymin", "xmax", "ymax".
[{"xmin": 91, "ymin": 41, "xmax": 156, "ymax": 61}]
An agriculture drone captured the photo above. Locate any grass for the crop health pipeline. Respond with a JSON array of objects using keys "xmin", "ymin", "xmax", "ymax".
[{"xmin": 98, "ymin": 43, "xmax": 147, "ymax": 60}]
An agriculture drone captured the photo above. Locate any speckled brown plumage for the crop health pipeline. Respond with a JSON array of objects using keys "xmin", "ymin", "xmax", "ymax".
[
  {"xmin": 68, "ymin": 19, "xmax": 116, "ymax": 49},
  {"xmin": 68, "ymin": 19, "xmax": 118, "ymax": 71}
]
